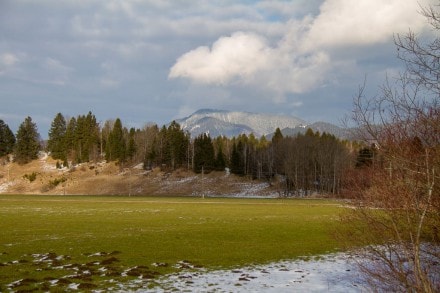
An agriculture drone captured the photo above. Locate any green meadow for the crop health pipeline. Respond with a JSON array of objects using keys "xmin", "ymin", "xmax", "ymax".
[{"xmin": 0, "ymin": 195, "xmax": 346, "ymax": 291}]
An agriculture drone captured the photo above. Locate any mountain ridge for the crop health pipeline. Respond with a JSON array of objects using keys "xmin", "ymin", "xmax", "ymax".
[
  {"xmin": 175, "ymin": 109, "xmax": 306, "ymax": 138},
  {"xmin": 174, "ymin": 109, "xmax": 350, "ymax": 139}
]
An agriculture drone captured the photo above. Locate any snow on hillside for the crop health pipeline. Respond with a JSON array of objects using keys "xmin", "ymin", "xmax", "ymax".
[{"xmin": 176, "ymin": 109, "xmax": 306, "ymax": 138}]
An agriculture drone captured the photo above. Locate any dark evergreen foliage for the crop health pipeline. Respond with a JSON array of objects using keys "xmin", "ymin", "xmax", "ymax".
[
  {"xmin": 166, "ymin": 121, "xmax": 189, "ymax": 170},
  {"xmin": 193, "ymin": 133, "xmax": 215, "ymax": 173},
  {"xmin": 230, "ymin": 141, "xmax": 245, "ymax": 175},
  {"xmin": 106, "ymin": 118, "xmax": 126, "ymax": 162},
  {"xmin": 0, "ymin": 119, "xmax": 15, "ymax": 156},
  {"xmin": 355, "ymin": 147, "xmax": 375, "ymax": 168},
  {"xmin": 47, "ymin": 113, "xmax": 67, "ymax": 161},
  {"xmin": 126, "ymin": 128, "xmax": 137, "ymax": 161},
  {"xmin": 14, "ymin": 116, "xmax": 40, "ymax": 164},
  {"xmin": 214, "ymin": 144, "xmax": 226, "ymax": 171},
  {"xmin": 271, "ymin": 127, "xmax": 283, "ymax": 144},
  {"xmin": 74, "ymin": 112, "xmax": 99, "ymax": 163}
]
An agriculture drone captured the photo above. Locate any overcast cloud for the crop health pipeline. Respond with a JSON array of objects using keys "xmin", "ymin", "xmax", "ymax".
[{"xmin": 0, "ymin": 0, "xmax": 434, "ymax": 137}]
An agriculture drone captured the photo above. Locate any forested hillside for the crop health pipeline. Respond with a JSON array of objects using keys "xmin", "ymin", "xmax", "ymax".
[{"xmin": 0, "ymin": 112, "xmax": 369, "ymax": 196}]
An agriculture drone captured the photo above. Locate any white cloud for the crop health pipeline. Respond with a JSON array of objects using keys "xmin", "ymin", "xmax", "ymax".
[
  {"xmin": 168, "ymin": 30, "xmax": 331, "ymax": 95},
  {"xmin": 169, "ymin": 32, "xmax": 273, "ymax": 85},
  {"xmin": 302, "ymin": 0, "xmax": 429, "ymax": 51},
  {"xmin": 169, "ymin": 0, "xmax": 432, "ymax": 99}
]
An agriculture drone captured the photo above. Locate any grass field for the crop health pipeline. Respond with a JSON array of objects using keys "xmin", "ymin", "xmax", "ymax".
[{"xmin": 0, "ymin": 194, "xmax": 346, "ymax": 291}]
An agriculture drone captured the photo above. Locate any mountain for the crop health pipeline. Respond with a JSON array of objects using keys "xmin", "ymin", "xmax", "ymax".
[
  {"xmin": 267, "ymin": 122, "xmax": 353, "ymax": 140},
  {"xmin": 175, "ymin": 109, "xmax": 306, "ymax": 138}
]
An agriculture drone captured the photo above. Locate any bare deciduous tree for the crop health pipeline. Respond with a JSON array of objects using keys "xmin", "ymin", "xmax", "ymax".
[{"xmin": 342, "ymin": 3, "xmax": 440, "ymax": 292}]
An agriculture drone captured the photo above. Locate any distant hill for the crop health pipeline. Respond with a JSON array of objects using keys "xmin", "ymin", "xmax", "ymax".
[
  {"xmin": 267, "ymin": 121, "xmax": 353, "ymax": 140},
  {"xmin": 175, "ymin": 109, "xmax": 306, "ymax": 138}
]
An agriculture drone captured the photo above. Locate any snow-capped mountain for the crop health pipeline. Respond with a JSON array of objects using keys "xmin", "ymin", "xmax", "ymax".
[
  {"xmin": 266, "ymin": 122, "xmax": 353, "ymax": 140},
  {"xmin": 175, "ymin": 109, "xmax": 306, "ymax": 138}
]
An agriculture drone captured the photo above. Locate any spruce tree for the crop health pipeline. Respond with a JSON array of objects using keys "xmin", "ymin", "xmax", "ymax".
[
  {"xmin": 14, "ymin": 116, "xmax": 40, "ymax": 164},
  {"xmin": 215, "ymin": 144, "xmax": 226, "ymax": 171},
  {"xmin": 193, "ymin": 133, "xmax": 215, "ymax": 173},
  {"xmin": 83, "ymin": 111, "xmax": 99, "ymax": 161},
  {"xmin": 126, "ymin": 127, "xmax": 136, "ymax": 161},
  {"xmin": 47, "ymin": 113, "xmax": 67, "ymax": 161},
  {"xmin": 106, "ymin": 118, "xmax": 126, "ymax": 162},
  {"xmin": 64, "ymin": 117, "xmax": 77, "ymax": 162},
  {"xmin": 74, "ymin": 115, "xmax": 87, "ymax": 163},
  {"xmin": 158, "ymin": 125, "xmax": 169, "ymax": 166},
  {"xmin": 272, "ymin": 127, "xmax": 283, "ymax": 144},
  {"xmin": 167, "ymin": 121, "xmax": 188, "ymax": 169},
  {"xmin": 69, "ymin": 112, "xmax": 99, "ymax": 163},
  {"xmin": 230, "ymin": 141, "xmax": 244, "ymax": 175},
  {"xmin": 0, "ymin": 119, "xmax": 15, "ymax": 156}
]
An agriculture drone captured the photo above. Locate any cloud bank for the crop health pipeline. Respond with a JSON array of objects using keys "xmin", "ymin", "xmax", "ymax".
[
  {"xmin": 0, "ymin": 0, "xmax": 435, "ymax": 136},
  {"xmin": 169, "ymin": 0, "xmax": 431, "ymax": 97}
]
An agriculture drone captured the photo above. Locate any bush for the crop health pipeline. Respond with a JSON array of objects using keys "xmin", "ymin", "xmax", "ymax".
[
  {"xmin": 41, "ymin": 177, "xmax": 67, "ymax": 192},
  {"xmin": 49, "ymin": 177, "xmax": 67, "ymax": 187},
  {"xmin": 23, "ymin": 172, "xmax": 38, "ymax": 182}
]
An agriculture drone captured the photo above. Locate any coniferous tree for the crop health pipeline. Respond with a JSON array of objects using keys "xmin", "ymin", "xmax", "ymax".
[
  {"xmin": 73, "ymin": 112, "xmax": 99, "ymax": 163},
  {"xmin": 355, "ymin": 146, "xmax": 375, "ymax": 168},
  {"xmin": 47, "ymin": 113, "xmax": 67, "ymax": 161},
  {"xmin": 214, "ymin": 144, "xmax": 226, "ymax": 171},
  {"xmin": 0, "ymin": 119, "xmax": 15, "ymax": 156},
  {"xmin": 167, "ymin": 121, "xmax": 188, "ymax": 169},
  {"xmin": 64, "ymin": 117, "xmax": 76, "ymax": 163},
  {"xmin": 158, "ymin": 125, "xmax": 169, "ymax": 167},
  {"xmin": 106, "ymin": 118, "xmax": 126, "ymax": 162},
  {"xmin": 126, "ymin": 127, "xmax": 137, "ymax": 161},
  {"xmin": 193, "ymin": 133, "xmax": 215, "ymax": 173},
  {"xmin": 230, "ymin": 141, "xmax": 245, "ymax": 175},
  {"xmin": 74, "ymin": 115, "xmax": 87, "ymax": 163},
  {"xmin": 272, "ymin": 127, "xmax": 283, "ymax": 144},
  {"xmin": 14, "ymin": 116, "xmax": 40, "ymax": 164},
  {"xmin": 140, "ymin": 124, "xmax": 160, "ymax": 169}
]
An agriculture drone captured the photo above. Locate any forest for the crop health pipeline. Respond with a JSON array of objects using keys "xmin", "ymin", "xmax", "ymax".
[{"xmin": 0, "ymin": 112, "xmax": 365, "ymax": 197}]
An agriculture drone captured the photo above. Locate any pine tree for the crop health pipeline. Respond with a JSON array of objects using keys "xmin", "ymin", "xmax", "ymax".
[
  {"xmin": 0, "ymin": 119, "xmax": 15, "ymax": 156},
  {"xmin": 14, "ymin": 116, "xmax": 40, "ymax": 164},
  {"xmin": 272, "ymin": 127, "xmax": 283, "ymax": 144},
  {"xmin": 83, "ymin": 111, "xmax": 99, "ymax": 161},
  {"xmin": 215, "ymin": 144, "xmax": 226, "ymax": 171},
  {"xmin": 167, "ymin": 121, "xmax": 188, "ymax": 169},
  {"xmin": 106, "ymin": 118, "xmax": 126, "ymax": 162},
  {"xmin": 126, "ymin": 127, "xmax": 137, "ymax": 161},
  {"xmin": 64, "ymin": 117, "xmax": 77, "ymax": 163},
  {"xmin": 47, "ymin": 113, "xmax": 67, "ymax": 161},
  {"xmin": 193, "ymin": 133, "xmax": 215, "ymax": 173},
  {"xmin": 74, "ymin": 115, "xmax": 87, "ymax": 163},
  {"xmin": 230, "ymin": 141, "xmax": 244, "ymax": 175}
]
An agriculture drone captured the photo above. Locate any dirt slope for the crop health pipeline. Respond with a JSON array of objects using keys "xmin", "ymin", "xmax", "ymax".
[{"xmin": 0, "ymin": 153, "xmax": 278, "ymax": 197}]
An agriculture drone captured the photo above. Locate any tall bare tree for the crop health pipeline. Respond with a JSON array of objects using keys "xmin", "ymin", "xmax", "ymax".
[{"xmin": 343, "ymin": 4, "xmax": 440, "ymax": 292}]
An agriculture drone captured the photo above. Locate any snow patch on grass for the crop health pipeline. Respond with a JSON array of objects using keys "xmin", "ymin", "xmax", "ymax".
[{"xmin": 125, "ymin": 253, "xmax": 367, "ymax": 292}]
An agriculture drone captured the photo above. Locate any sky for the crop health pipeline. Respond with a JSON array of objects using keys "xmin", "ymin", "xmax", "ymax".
[{"xmin": 0, "ymin": 0, "xmax": 435, "ymax": 137}]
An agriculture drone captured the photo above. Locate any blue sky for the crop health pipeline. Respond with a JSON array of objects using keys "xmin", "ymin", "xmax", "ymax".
[{"xmin": 0, "ymin": 0, "xmax": 434, "ymax": 137}]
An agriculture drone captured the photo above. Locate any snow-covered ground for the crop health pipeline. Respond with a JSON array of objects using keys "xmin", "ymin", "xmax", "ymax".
[
  {"xmin": 126, "ymin": 253, "xmax": 367, "ymax": 292},
  {"xmin": 0, "ymin": 181, "xmax": 14, "ymax": 193}
]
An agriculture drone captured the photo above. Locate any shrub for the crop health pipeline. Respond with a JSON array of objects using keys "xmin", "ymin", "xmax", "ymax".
[{"xmin": 23, "ymin": 172, "xmax": 38, "ymax": 182}]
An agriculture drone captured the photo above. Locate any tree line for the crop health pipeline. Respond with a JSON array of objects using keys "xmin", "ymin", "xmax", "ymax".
[{"xmin": 0, "ymin": 112, "xmax": 367, "ymax": 195}]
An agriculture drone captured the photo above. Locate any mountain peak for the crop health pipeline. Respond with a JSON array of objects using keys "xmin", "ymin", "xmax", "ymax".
[
  {"xmin": 193, "ymin": 108, "xmax": 228, "ymax": 115},
  {"xmin": 176, "ymin": 109, "xmax": 306, "ymax": 138}
]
